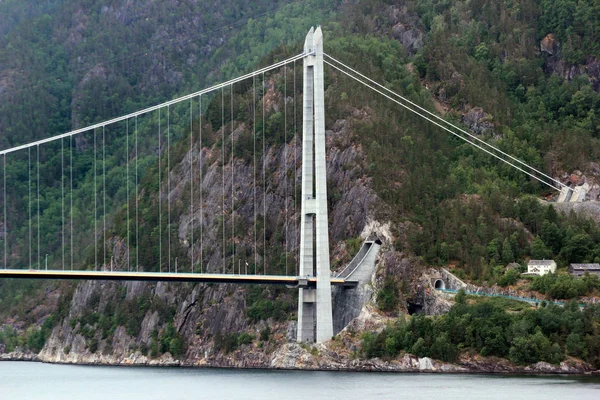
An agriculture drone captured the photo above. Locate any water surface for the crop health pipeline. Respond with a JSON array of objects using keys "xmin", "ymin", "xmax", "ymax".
[{"xmin": 1, "ymin": 361, "xmax": 599, "ymax": 399}]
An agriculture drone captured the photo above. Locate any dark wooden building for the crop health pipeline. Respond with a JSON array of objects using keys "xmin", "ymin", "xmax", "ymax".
[{"xmin": 568, "ymin": 263, "xmax": 600, "ymax": 277}]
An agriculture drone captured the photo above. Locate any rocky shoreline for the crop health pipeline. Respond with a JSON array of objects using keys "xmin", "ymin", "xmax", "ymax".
[{"xmin": 2, "ymin": 344, "xmax": 599, "ymax": 376}]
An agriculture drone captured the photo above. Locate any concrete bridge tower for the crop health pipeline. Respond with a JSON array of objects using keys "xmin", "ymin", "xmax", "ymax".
[{"xmin": 297, "ymin": 26, "xmax": 334, "ymax": 343}]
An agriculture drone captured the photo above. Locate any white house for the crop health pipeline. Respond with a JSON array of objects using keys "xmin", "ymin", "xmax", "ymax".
[{"xmin": 527, "ymin": 260, "xmax": 557, "ymax": 276}]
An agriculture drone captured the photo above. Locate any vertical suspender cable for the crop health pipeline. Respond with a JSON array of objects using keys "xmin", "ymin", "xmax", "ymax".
[
  {"xmin": 37, "ymin": 144, "xmax": 40, "ymax": 270},
  {"xmin": 231, "ymin": 84, "xmax": 234, "ymax": 272},
  {"xmin": 168, "ymin": 105, "xmax": 171, "ymax": 273},
  {"xmin": 103, "ymin": 125, "xmax": 106, "ymax": 270},
  {"xmin": 284, "ymin": 64, "xmax": 288, "ymax": 276},
  {"xmin": 28, "ymin": 147, "xmax": 31, "ymax": 268},
  {"xmin": 222, "ymin": 87, "xmax": 225, "ymax": 274},
  {"xmin": 293, "ymin": 60, "xmax": 298, "ymax": 275},
  {"xmin": 94, "ymin": 128, "xmax": 97, "ymax": 270},
  {"xmin": 70, "ymin": 135, "xmax": 73, "ymax": 271},
  {"xmin": 159, "ymin": 108, "xmax": 162, "ymax": 273},
  {"xmin": 199, "ymin": 94, "xmax": 203, "ymax": 272},
  {"xmin": 263, "ymin": 71, "xmax": 266, "ymax": 275},
  {"xmin": 3, "ymin": 154, "xmax": 6, "ymax": 269},
  {"xmin": 253, "ymin": 75, "xmax": 257, "ymax": 275},
  {"xmin": 135, "ymin": 116, "xmax": 139, "ymax": 272},
  {"xmin": 126, "ymin": 119, "xmax": 130, "ymax": 272},
  {"xmin": 190, "ymin": 98, "xmax": 194, "ymax": 273},
  {"xmin": 61, "ymin": 138, "xmax": 64, "ymax": 270}
]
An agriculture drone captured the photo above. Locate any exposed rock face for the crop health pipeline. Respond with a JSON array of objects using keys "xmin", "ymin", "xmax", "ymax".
[
  {"xmin": 552, "ymin": 201, "xmax": 600, "ymax": 225},
  {"xmin": 540, "ymin": 34, "xmax": 559, "ymax": 56},
  {"xmin": 385, "ymin": 6, "xmax": 425, "ymax": 55},
  {"xmin": 0, "ymin": 350, "xmax": 39, "ymax": 361},
  {"xmin": 540, "ymin": 33, "xmax": 600, "ymax": 92},
  {"xmin": 462, "ymin": 107, "xmax": 495, "ymax": 136},
  {"xmin": 392, "ymin": 23, "xmax": 424, "ymax": 56}
]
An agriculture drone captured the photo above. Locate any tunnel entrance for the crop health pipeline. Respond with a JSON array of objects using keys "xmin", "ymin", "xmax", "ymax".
[
  {"xmin": 434, "ymin": 279, "xmax": 445, "ymax": 290},
  {"xmin": 407, "ymin": 302, "xmax": 424, "ymax": 315}
]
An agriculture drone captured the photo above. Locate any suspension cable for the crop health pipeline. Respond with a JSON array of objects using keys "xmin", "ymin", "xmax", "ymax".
[
  {"xmin": 190, "ymin": 97, "xmax": 194, "ymax": 273},
  {"xmin": 3, "ymin": 154, "xmax": 6, "ymax": 269},
  {"xmin": 158, "ymin": 108, "xmax": 162, "ymax": 273},
  {"xmin": 222, "ymin": 87, "xmax": 225, "ymax": 274},
  {"xmin": 37, "ymin": 144, "xmax": 40, "ymax": 269},
  {"xmin": 231, "ymin": 83, "xmax": 235, "ymax": 273},
  {"xmin": 103, "ymin": 125, "xmax": 107, "ymax": 270},
  {"xmin": 324, "ymin": 54, "xmax": 567, "ymax": 191},
  {"xmin": 293, "ymin": 59, "xmax": 298, "ymax": 276},
  {"xmin": 253, "ymin": 75, "xmax": 257, "ymax": 275},
  {"xmin": 263, "ymin": 71, "xmax": 266, "ymax": 275},
  {"xmin": 28, "ymin": 147, "xmax": 31, "ymax": 268},
  {"xmin": 94, "ymin": 128, "xmax": 97, "ymax": 270},
  {"xmin": 61, "ymin": 138, "xmax": 64, "ymax": 270},
  {"xmin": 199, "ymin": 94, "xmax": 203, "ymax": 272},
  {"xmin": 135, "ymin": 115, "xmax": 139, "ymax": 272},
  {"xmin": 168, "ymin": 104, "xmax": 171, "ymax": 273},
  {"xmin": 323, "ymin": 59, "xmax": 562, "ymax": 191},
  {"xmin": 284, "ymin": 63, "xmax": 288, "ymax": 276},
  {"xmin": 69, "ymin": 136, "xmax": 75, "ymax": 271},
  {"xmin": 70, "ymin": 135, "xmax": 73, "ymax": 271},
  {"xmin": 126, "ymin": 119, "xmax": 130, "ymax": 272},
  {"xmin": 0, "ymin": 53, "xmax": 309, "ymax": 156}
]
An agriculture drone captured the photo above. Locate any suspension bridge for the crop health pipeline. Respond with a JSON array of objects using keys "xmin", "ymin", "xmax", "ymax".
[{"xmin": 0, "ymin": 27, "xmax": 572, "ymax": 343}]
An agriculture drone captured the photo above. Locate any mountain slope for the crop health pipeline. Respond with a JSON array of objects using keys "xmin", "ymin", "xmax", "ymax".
[{"xmin": 1, "ymin": 0, "xmax": 600, "ymax": 370}]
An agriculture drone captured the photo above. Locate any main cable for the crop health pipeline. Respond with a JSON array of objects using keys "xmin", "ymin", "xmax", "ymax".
[
  {"xmin": 0, "ymin": 53, "xmax": 309, "ymax": 156},
  {"xmin": 323, "ymin": 60, "xmax": 561, "ymax": 192},
  {"xmin": 324, "ymin": 54, "xmax": 566, "ymax": 191}
]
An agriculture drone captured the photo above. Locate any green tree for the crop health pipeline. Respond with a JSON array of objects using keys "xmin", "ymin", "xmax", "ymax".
[
  {"xmin": 566, "ymin": 333, "xmax": 587, "ymax": 358},
  {"xmin": 377, "ymin": 277, "xmax": 400, "ymax": 313},
  {"xmin": 561, "ymin": 233, "xmax": 594, "ymax": 263},
  {"xmin": 501, "ymin": 238, "xmax": 515, "ymax": 264},
  {"xmin": 509, "ymin": 331, "xmax": 552, "ymax": 365},
  {"xmin": 531, "ymin": 236, "xmax": 552, "ymax": 259}
]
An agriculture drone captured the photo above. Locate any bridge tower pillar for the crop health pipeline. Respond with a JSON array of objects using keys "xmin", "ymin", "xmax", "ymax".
[{"xmin": 297, "ymin": 26, "xmax": 334, "ymax": 343}]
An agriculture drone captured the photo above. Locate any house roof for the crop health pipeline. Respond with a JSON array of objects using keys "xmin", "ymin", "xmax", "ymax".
[
  {"xmin": 528, "ymin": 260, "xmax": 555, "ymax": 266},
  {"xmin": 570, "ymin": 263, "xmax": 600, "ymax": 271}
]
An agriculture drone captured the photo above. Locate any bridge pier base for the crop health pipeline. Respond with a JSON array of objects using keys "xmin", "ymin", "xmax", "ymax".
[{"xmin": 297, "ymin": 26, "xmax": 333, "ymax": 344}]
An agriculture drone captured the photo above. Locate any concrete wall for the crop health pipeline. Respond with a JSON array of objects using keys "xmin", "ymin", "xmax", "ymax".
[{"xmin": 332, "ymin": 241, "xmax": 380, "ymax": 334}]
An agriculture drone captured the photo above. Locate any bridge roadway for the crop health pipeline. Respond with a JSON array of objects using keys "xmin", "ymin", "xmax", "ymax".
[{"xmin": 0, "ymin": 269, "xmax": 357, "ymax": 288}]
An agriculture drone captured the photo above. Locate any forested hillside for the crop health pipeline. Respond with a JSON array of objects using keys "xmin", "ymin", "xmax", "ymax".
[{"xmin": 1, "ymin": 0, "xmax": 600, "ymax": 370}]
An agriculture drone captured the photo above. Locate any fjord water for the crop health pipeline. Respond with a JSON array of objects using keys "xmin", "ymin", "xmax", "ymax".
[{"xmin": 1, "ymin": 361, "xmax": 599, "ymax": 399}]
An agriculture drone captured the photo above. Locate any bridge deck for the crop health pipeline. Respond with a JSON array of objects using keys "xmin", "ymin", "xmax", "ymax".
[{"xmin": 0, "ymin": 269, "xmax": 357, "ymax": 287}]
